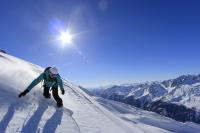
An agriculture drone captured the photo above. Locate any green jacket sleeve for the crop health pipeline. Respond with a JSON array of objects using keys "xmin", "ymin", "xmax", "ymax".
[
  {"xmin": 57, "ymin": 75, "xmax": 64, "ymax": 91},
  {"xmin": 27, "ymin": 73, "xmax": 44, "ymax": 91}
]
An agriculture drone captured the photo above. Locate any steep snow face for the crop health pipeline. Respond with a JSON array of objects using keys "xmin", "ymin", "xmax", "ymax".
[{"xmin": 0, "ymin": 52, "xmax": 175, "ymax": 133}]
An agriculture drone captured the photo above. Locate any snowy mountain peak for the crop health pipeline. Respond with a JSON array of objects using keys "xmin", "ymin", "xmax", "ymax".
[{"xmin": 162, "ymin": 74, "xmax": 200, "ymax": 88}]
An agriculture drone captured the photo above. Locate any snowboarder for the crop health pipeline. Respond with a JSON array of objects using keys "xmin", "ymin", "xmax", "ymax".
[{"xmin": 18, "ymin": 67, "xmax": 65, "ymax": 107}]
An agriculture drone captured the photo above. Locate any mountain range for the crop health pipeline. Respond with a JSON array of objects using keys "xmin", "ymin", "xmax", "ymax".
[{"xmin": 87, "ymin": 74, "xmax": 200, "ymax": 124}]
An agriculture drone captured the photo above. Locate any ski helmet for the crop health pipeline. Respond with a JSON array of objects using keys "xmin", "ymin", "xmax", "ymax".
[{"xmin": 49, "ymin": 67, "xmax": 58, "ymax": 75}]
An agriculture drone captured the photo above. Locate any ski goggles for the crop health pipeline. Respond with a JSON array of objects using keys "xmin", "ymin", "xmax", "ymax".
[{"xmin": 50, "ymin": 73, "xmax": 57, "ymax": 78}]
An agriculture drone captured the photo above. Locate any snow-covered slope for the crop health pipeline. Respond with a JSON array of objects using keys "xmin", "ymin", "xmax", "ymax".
[
  {"xmin": 0, "ymin": 52, "xmax": 168, "ymax": 133},
  {"xmin": 96, "ymin": 97, "xmax": 200, "ymax": 133},
  {"xmin": 1, "ymin": 52, "xmax": 200, "ymax": 133}
]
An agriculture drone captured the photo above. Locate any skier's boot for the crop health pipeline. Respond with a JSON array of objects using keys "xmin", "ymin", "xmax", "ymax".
[
  {"xmin": 57, "ymin": 102, "xmax": 63, "ymax": 108},
  {"xmin": 43, "ymin": 93, "xmax": 51, "ymax": 99}
]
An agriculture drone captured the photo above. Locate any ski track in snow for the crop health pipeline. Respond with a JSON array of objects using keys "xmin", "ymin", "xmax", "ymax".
[{"xmin": 63, "ymin": 83, "xmax": 171, "ymax": 133}]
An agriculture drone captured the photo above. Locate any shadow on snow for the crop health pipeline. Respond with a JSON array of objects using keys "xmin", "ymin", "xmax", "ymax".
[{"xmin": 21, "ymin": 101, "xmax": 64, "ymax": 133}]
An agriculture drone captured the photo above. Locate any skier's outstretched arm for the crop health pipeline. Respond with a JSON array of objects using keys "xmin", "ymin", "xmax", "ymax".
[
  {"xmin": 18, "ymin": 73, "xmax": 44, "ymax": 98},
  {"xmin": 26, "ymin": 73, "xmax": 44, "ymax": 91}
]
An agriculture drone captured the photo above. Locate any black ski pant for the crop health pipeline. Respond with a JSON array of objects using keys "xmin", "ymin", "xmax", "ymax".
[{"xmin": 43, "ymin": 86, "xmax": 63, "ymax": 105}]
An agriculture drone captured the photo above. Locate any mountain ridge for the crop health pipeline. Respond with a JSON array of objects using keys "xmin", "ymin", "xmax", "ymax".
[{"xmin": 88, "ymin": 74, "xmax": 200, "ymax": 124}]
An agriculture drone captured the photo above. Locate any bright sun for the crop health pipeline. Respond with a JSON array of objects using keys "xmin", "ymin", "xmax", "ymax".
[{"xmin": 58, "ymin": 31, "xmax": 74, "ymax": 45}]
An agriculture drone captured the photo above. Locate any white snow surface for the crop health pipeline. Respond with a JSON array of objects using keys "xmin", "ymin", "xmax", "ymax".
[{"xmin": 0, "ymin": 52, "xmax": 200, "ymax": 133}]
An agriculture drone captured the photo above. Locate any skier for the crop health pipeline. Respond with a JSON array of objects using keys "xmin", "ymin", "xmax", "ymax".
[{"xmin": 18, "ymin": 67, "xmax": 65, "ymax": 107}]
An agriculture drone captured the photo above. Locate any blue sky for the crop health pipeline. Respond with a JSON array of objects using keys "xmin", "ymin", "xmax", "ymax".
[{"xmin": 1, "ymin": 0, "xmax": 200, "ymax": 87}]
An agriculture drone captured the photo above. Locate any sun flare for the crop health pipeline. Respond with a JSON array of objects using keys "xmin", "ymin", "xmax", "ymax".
[{"xmin": 59, "ymin": 31, "xmax": 74, "ymax": 45}]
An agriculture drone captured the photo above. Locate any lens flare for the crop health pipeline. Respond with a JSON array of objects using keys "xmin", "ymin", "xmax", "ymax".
[{"xmin": 59, "ymin": 31, "xmax": 74, "ymax": 45}]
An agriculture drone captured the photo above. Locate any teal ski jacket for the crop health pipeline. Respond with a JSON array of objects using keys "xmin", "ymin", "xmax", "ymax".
[{"xmin": 26, "ymin": 69, "xmax": 64, "ymax": 91}]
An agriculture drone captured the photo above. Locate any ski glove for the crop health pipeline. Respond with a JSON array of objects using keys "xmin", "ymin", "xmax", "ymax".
[
  {"xmin": 18, "ymin": 89, "xmax": 29, "ymax": 98},
  {"xmin": 61, "ymin": 89, "xmax": 65, "ymax": 95}
]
